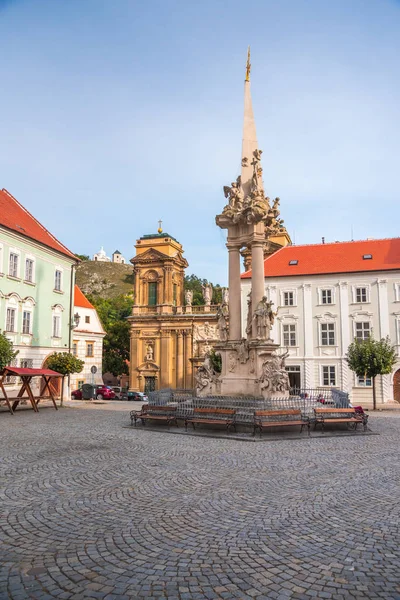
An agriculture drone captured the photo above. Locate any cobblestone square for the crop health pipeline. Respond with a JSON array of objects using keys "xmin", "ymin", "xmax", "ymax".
[{"xmin": 1, "ymin": 405, "xmax": 400, "ymax": 599}]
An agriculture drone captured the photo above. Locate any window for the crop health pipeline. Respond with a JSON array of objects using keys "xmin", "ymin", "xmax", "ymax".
[
  {"xmin": 289, "ymin": 260, "xmax": 298, "ymax": 266},
  {"xmin": 355, "ymin": 287, "xmax": 367, "ymax": 303},
  {"xmin": 78, "ymin": 380, "xmax": 84, "ymax": 389},
  {"xmin": 25, "ymin": 259, "xmax": 34, "ymax": 282},
  {"xmin": 283, "ymin": 324, "xmax": 297, "ymax": 347},
  {"xmin": 363, "ymin": 254, "xmax": 372, "ymax": 260},
  {"xmin": 6, "ymin": 308, "xmax": 16, "ymax": 332},
  {"xmin": 322, "ymin": 366, "xmax": 336, "ymax": 386},
  {"xmin": 321, "ymin": 289, "xmax": 332, "ymax": 305},
  {"xmin": 20, "ymin": 358, "xmax": 33, "ymax": 369},
  {"xmin": 22, "ymin": 311, "xmax": 31, "ymax": 334},
  {"xmin": 355, "ymin": 321, "xmax": 370, "ymax": 341},
  {"xmin": 357, "ymin": 375, "xmax": 372, "ymax": 387},
  {"xmin": 173, "ymin": 284, "xmax": 177, "ymax": 306},
  {"xmin": 283, "ymin": 291, "xmax": 294, "ymax": 306},
  {"xmin": 54, "ymin": 270, "xmax": 62, "ymax": 291},
  {"xmin": 321, "ymin": 323, "xmax": 335, "ymax": 346},
  {"xmin": 9, "ymin": 253, "xmax": 18, "ymax": 278},
  {"xmin": 85, "ymin": 316, "xmax": 90, "ymax": 324},
  {"xmin": 72, "ymin": 341, "xmax": 78, "ymax": 356},
  {"xmin": 148, "ymin": 282, "xmax": 158, "ymax": 306},
  {"xmin": 4, "ymin": 358, "xmax": 18, "ymax": 384},
  {"xmin": 52, "ymin": 315, "xmax": 61, "ymax": 338},
  {"xmin": 86, "ymin": 342, "xmax": 94, "ymax": 357}
]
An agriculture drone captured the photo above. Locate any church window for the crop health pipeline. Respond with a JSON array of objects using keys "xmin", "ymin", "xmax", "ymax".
[
  {"xmin": 321, "ymin": 323, "xmax": 335, "ymax": 346},
  {"xmin": 283, "ymin": 324, "xmax": 297, "ymax": 347},
  {"xmin": 148, "ymin": 282, "xmax": 158, "ymax": 306}
]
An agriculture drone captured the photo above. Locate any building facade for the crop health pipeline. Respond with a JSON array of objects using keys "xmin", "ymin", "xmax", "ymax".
[
  {"xmin": 128, "ymin": 230, "xmax": 219, "ymax": 393},
  {"xmin": 241, "ymin": 237, "xmax": 400, "ymax": 406},
  {"xmin": 0, "ymin": 188, "xmax": 78, "ymax": 388},
  {"xmin": 70, "ymin": 285, "xmax": 105, "ymax": 391}
]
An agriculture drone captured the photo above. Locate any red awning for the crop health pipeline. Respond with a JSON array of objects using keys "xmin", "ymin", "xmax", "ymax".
[{"xmin": 1, "ymin": 367, "xmax": 63, "ymax": 377}]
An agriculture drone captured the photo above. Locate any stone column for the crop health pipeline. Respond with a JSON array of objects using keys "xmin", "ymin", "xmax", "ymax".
[
  {"xmin": 129, "ymin": 330, "xmax": 139, "ymax": 390},
  {"xmin": 228, "ymin": 244, "xmax": 242, "ymax": 340},
  {"xmin": 251, "ymin": 240, "xmax": 265, "ymax": 338},
  {"xmin": 160, "ymin": 330, "xmax": 171, "ymax": 388},
  {"xmin": 176, "ymin": 331, "xmax": 184, "ymax": 388},
  {"xmin": 184, "ymin": 330, "xmax": 193, "ymax": 389}
]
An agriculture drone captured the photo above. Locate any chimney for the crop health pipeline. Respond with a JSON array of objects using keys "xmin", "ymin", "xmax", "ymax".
[{"xmin": 322, "ymin": 237, "xmax": 325, "ymax": 244}]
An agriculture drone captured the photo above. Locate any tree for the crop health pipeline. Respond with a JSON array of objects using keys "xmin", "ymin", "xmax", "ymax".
[
  {"xmin": 209, "ymin": 348, "xmax": 222, "ymax": 374},
  {"xmin": 346, "ymin": 336, "xmax": 397, "ymax": 410},
  {"xmin": 75, "ymin": 254, "xmax": 90, "ymax": 261},
  {"xmin": 184, "ymin": 274, "xmax": 223, "ymax": 305},
  {"xmin": 46, "ymin": 352, "xmax": 84, "ymax": 406},
  {"xmin": 87, "ymin": 294, "xmax": 134, "ymax": 377},
  {"xmin": 0, "ymin": 332, "xmax": 18, "ymax": 371}
]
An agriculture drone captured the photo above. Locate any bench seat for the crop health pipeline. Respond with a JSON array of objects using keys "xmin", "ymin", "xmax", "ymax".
[
  {"xmin": 254, "ymin": 409, "xmax": 309, "ymax": 437},
  {"xmin": 131, "ymin": 405, "xmax": 179, "ymax": 428},
  {"xmin": 314, "ymin": 408, "xmax": 366, "ymax": 431},
  {"xmin": 185, "ymin": 408, "xmax": 236, "ymax": 432}
]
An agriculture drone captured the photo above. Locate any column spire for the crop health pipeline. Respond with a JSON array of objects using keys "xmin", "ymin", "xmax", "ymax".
[{"xmin": 241, "ymin": 46, "xmax": 261, "ymax": 198}]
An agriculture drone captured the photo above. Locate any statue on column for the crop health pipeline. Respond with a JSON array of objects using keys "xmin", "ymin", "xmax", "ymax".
[
  {"xmin": 202, "ymin": 283, "xmax": 213, "ymax": 306},
  {"xmin": 246, "ymin": 292, "xmax": 252, "ymax": 340},
  {"xmin": 195, "ymin": 353, "xmax": 218, "ymax": 393},
  {"xmin": 185, "ymin": 289, "xmax": 193, "ymax": 307},
  {"xmin": 259, "ymin": 350, "xmax": 290, "ymax": 393},
  {"xmin": 222, "ymin": 287, "xmax": 229, "ymax": 305},
  {"xmin": 216, "ymin": 303, "xmax": 229, "ymax": 342},
  {"xmin": 254, "ymin": 297, "xmax": 276, "ymax": 341}
]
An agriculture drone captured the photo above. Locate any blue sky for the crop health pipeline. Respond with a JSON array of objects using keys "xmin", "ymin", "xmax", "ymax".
[{"xmin": 1, "ymin": 0, "xmax": 399, "ymax": 285}]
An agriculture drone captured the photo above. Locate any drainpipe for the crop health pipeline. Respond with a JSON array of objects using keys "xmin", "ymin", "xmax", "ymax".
[{"xmin": 66, "ymin": 262, "xmax": 76, "ymax": 403}]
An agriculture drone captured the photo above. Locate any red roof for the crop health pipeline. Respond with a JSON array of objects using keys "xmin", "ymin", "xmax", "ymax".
[
  {"xmin": 0, "ymin": 188, "xmax": 77, "ymax": 260},
  {"xmin": 1, "ymin": 367, "xmax": 63, "ymax": 377},
  {"xmin": 241, "ymin": 238, "xmax": 400, "ymax": 279},
  {"xmin": 74, "ymin": 285, "xmax": 94, "ymax": 309}
]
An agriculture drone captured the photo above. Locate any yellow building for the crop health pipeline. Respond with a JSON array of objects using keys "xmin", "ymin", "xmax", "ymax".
[{"xmin": 128, "ymin": 230, "xmax": 219, "ymax": 393}]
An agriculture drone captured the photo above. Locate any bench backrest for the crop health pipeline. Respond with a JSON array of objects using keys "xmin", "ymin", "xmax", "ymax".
[
  {"xmin": 144, "ymin": 405, "xmax": 177, "ymax": 413},
  {"xmin": 314, "ymin": 408, "xmax": 356, "ymax": 415},
  {"xmin": 193, "ymin": 408, "xmax": 235, "ymax": 417},
  {"xmin": 255, "ymin": 409, "xmax": 302, "ymax": 418}
]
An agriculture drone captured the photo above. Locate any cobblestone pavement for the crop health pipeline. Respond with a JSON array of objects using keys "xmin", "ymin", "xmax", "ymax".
[{"xmin": 1, "ymin": 406, "xmax": 400, "ymax": 600}]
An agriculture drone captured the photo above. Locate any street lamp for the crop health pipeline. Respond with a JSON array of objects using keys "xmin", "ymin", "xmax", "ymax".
[{"xmin": 72, "ymin": 312, "xmax": 80, "ymax": 329}]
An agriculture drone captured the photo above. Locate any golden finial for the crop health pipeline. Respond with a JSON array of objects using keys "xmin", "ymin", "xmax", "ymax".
[
  {"xmin": 157, "ymin": 219, "xmax": 163, "ymax": 234},
  {"xmin": 245, "ymin": 46, "xmax": 251, "ymax": 82}
]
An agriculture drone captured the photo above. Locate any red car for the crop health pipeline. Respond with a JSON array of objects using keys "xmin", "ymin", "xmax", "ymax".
[{"xmin": 71, "ymin": 385, "xmax": 116, "ymax": 400}]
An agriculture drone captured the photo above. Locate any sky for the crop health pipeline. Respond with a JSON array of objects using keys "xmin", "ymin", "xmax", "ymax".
[{"xmin": 1, "ymin": 0, "xmax": 399, "ymax": 285}]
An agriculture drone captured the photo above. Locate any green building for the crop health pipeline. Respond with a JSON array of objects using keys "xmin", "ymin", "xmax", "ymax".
[{"xmin": 0, "ymin": 188, "xmax": 78, "ymax": 386}]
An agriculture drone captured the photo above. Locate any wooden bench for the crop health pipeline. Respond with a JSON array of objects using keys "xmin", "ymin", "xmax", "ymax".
[
  {"xmin": 185, "ymin": 408, "xmax": 236, "ymax": 432},
  {"xmin": 314, "ymin": 408, "xmax": 366, "ymax": 432},
  {"xmin": 254, "ymin": 409, "xmax": 309, "ymax": 437},
  {"xmin": 130, "ymin": 404, "xmax": 179, "ymax": 428}
]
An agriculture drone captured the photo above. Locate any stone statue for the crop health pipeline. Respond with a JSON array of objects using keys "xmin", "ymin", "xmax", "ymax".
[
  {"xmin": 222, "ymin": 287, "xmax": 229, "ymax": 305},
  {"xmin": 246, "ymin": 292, "xmax": 252, "ymax": 339},
  {"xmin": 259, "ymin": 351, "xmax": 290, "ymax": 394},
  {"xmin": 195, "ymin": 353, "xmax": 217, "ymax": 393},
  {"xmin": 202, "ymin": 283, "xmax": 213, "ymax": 306},
  {"xmin": 254, "ymin": 297, "xmax": 276, "ymax": 340},
  {"xmin": 216, "ymin": 304, "xmax": 229, "ymax": 342},
  {"xmin": 238, "ymin": 339, "xmax": 249, "ymax": 364},
  {"xmin": 145, "ymin": 343, "xmax": 154, "ymax": 361},
  {"xmin": 251, "ymin": 149, "xmax": 263, "ymax": 191},
  {"xmin": 228, "ymin": 352, "xmax": 237, "ymax": 373},
  {"xmin": 223, "ymin": 176, "xmax": 243, "ymax": 212},
  {"xmin": 185, "ymin": 289, "xmax": 193, "ymax": 307}
]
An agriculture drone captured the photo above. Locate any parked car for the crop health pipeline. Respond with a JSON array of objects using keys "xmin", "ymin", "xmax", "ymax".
[
  {"xmin": 121, "ymin": 391, "xmax": 148, "ymax": 402},
  {"xmin": 71, "ymin": 385, "xmax": 116, "ymax": 400},
  {"xmin": 111, "ymin": 386, "xmax": 127, "ymax": 399}
]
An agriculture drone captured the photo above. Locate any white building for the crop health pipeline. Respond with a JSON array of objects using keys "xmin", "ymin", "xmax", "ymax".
[
  {"xmin": 93, "ymin": 246, "xmax": 111, "ymax": 262},
  {"xmin": 112, "ymin": 250, "xmax": 126, "ymax": 264},
  {"xmin": 241, "ymin": 237, "xmax": 400, "ymax": 407},
  {"xmin": 70, "ymin": 285, "xmax": 106, "ymax": 390}
]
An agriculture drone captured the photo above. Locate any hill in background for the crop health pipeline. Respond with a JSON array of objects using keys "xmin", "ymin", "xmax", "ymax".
[{"xmin": 76, "ymin": 261, "xmax": 134, "ymax": 299}]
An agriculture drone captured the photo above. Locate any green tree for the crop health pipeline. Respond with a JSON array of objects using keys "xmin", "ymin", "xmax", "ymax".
[
  {"xmin": 0, "ymin": 332, "xmax": 18, "ymax": 371},
  {"xmin": 209, "ymin": 348, "xmax": 222, "ymax": 374},
  {"xmin": 75, "ymin": 254, "xmax": 90, "ymax": 261},
  {"xmin": 46, "ymin": 352, "xmax": 84, "ymax": 406},
  {"xmin": 346, "ymin": 336, "xmax": 397, "ymax": 410},
  {"xmin": 87, "ymin": 294, "xmax": 134, "ymax": 377},
  {"xmin": 184, "ymin": 274, "xmax": 223, "ymax": 305}
]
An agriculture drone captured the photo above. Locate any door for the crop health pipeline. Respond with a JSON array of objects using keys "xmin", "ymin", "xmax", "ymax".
[
  {"xmin": 144, "ymin": 376, "xmax": 156, "ymax": 394},
  {"xmin": 286, "ymin": 366, "xmax": 301, "ymax": 394},
  {"xmin": 394, "ymin": 369, "xmax": 400, "ymax": 403}
]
